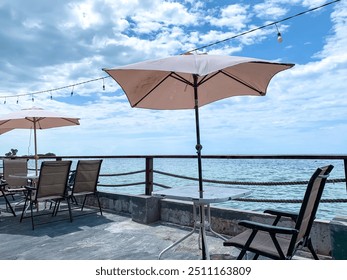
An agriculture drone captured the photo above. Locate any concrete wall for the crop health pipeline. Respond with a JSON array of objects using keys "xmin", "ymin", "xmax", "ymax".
[{"xmin": 89, "ymin": 192, "xmax": 342, "ymax": 258}]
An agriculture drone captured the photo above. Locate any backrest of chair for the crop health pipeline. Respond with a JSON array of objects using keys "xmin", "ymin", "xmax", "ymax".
[
  {"xmin": 294, "ymin": 165, "xmax": 334, "ymax": 243},
  {"xmin": 3, "ymin": 159, "xmax": 28, "ymax": 187},
  {"xmin": 71, "ymin": 160, "xmax": 102, "ymax": 195},
  {"xmin": 36, "ymin": 161, "xmax": 72, "ymax": 199}
]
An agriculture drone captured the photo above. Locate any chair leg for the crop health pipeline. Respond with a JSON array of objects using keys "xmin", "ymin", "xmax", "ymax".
[
  {"xmin": 1, "ymin": 189, "xmax": 16, "ymax": 217},
  {"xmin": 30, "ymin": 201, "xmax": 35, "ymax": 230},
  {"xmin": 20, "ymin": 191, "xmax": 31, "ymax": 222},
  {"xmin": 237, "ymin": 230, "xmax": 258, "ymax": 260},
  {"xmin": 52, "ymin": 200, "xmax": 61, "ymax": 216},
  {"xmin": 307, "ymin": 238, "xmax": 319, "ymax": 260},
  {"xmin": 95, "ymin": 193, "xmax": 103, "ymax": 215},
  {"xmin": 66, "ymin": 198, "xmax": 73, "ymax": 222},
  {"xmin": 81, "ymin": 195, "xmax": 87, "ymax": 211}
]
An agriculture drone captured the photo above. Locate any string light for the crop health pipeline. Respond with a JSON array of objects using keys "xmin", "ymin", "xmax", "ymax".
[
  {"xmin": 0, "ymin": 76, "xmax": 108, "ymax": 104},
  {"xmin": 0, "ymin": 0, "xmax": 340, "ymax": 104},
  {"xmin": 103, "ymin": 78, "xmax": 105, "ymax": 90},
  {"xmin": 275, "ymin": 23, "xmax": 283, "ymax": 43}
]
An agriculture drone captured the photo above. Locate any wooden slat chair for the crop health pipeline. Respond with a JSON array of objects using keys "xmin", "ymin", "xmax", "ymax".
[
  {"xmin": 223, "ymin": 165, "xmax": 334, "ymax": 260},
  {"xmin": 68, "ymin": 159, "xmax": 103, "ymax": 216},
  {"xmin": 20, "ymin": 160, "xmax": 72, "ymax": 230}
]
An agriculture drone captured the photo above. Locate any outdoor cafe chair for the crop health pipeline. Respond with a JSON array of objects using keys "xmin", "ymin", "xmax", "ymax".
[
  {"xmin": 0, "ymin": 181, "xmax": 16, "ymax": 216},
  {"xmin": 223, "ymin": 165, "xmax": 334, "ymax": 260},
  {"xmin": 67, "ymin": 159, "xmax": 103, "ymax": 216},
  {"xmin": 20, "ymin": 160, "xmax": 72, "ymax": 230},
  {"xmin": 2, "ymin": 158, "xmax": 28, "ymax": 194}
]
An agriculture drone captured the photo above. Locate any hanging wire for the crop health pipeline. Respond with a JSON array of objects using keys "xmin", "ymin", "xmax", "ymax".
[
  {"xmin": 186, "ymin": 0, "xmax": 340, "ymax": 53},
  {"xmin": 0, "ymin": 0, "xmax": 341, "ymax": 102}
]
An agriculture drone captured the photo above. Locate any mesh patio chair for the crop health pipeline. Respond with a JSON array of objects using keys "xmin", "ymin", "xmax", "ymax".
[
  {"xmin": 20, "ymin": 160, "xmax": 72, "ymax": 230},
  {"xmin": 2, "ymin": 159, "xmax": 29, "ymax": 190},
  {"xmin": 67, "ymin": 159, "xmax": 103, "ymax": 216},
  {"xmin": 0, "ymin": 181, "xmax": 16, "ymax": 216},
  {"xmin": 223, "ymin": 165, "xmax": 334, "ymax": 260},
  {"xmin": 2, "ymin": 159, "xmax": 29, "ymax": 210}
]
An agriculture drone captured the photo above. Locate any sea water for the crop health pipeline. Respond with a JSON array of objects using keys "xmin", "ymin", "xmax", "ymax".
[
  {"xmin": 26, "ymin": 157, "xmax": 346, "ymax": 221},
  {"xmin": 95, "ymin": 157, "xmax": 347, "ymax": 221}
]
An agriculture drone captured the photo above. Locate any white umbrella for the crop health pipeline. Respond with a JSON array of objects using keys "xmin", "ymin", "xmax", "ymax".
[
  {"xmin": 104, "ymin": 53, "xmax": 294, "ymax": 259},
  {"xmin": 0, "ymin": 107, "xmax": 80, "ymax": 175}
]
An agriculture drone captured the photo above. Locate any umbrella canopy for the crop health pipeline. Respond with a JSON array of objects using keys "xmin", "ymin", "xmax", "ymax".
[
  {"xmin": 104, "ymin": 54, "xmax": 294, "ymax": 259},
  {"xmin": 0, "ymin": 107, "xmax": 80, "ymax": 174},
  {"xmin": 104, "ymin": 54, "xmax": 294, "ymax": 109}
]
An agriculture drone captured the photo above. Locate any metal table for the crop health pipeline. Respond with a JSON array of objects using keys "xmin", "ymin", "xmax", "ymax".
[{"xmin": 152, "ymin": 185, "xmax": 250, "ymax": 259}]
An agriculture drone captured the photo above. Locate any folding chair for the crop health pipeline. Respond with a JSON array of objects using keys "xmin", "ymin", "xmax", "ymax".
[
  {"xmin": 67, "ymin": 160, "xmax": 103, "ymax": 216},
  {"xmin": 20, "ymin": 160, "xmax": 72, "ymax": 230},
  {"xmin": 223, "ymin": 165, "xmax": 334, "ymax": 260}
]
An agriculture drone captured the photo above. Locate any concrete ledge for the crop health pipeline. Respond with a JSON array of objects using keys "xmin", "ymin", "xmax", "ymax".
[
  {"xmin": 97, "ymin": 192, "xmax": 160, "ymax": 224},
  {"xmin": 330, "ymin": 216, "xmax": 347, "ymax": 259},
  {"xmin": 92, "ymin": 192, "xmax": 337, "ymax": 257},
  {"xmin": 131, "ymin": 195, "xmax": 160, "ymax": 224}
]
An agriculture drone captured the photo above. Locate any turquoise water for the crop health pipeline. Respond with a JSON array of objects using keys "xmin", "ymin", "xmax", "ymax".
[
  {"xmin": 23, "ymin": 157, "xmax": 346, "ymax": 221},
  {"xmin": 95, "ymin": 158, "xmax": 346, "ymax": 221}
]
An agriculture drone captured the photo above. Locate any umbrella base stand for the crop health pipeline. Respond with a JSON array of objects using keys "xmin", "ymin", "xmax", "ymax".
[{"xmin": 158, "ymin": 201, "xmax": 227, "ymax": 260}]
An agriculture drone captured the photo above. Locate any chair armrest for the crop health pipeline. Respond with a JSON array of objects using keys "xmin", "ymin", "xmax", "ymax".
[
  {"xmin": 25, "ymin": 185, "xmax": 37, "ymax": 191},
  {"xmin": 264, "ymin": 209, "xmax": 298, "ymax": 222},
  {"xmin": 239, "ymin": 220, "xmax": 298, "ymax": 235}
]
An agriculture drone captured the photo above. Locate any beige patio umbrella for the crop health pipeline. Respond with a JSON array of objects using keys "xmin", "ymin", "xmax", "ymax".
[
  {"xmin": 0, "ymin": 107, "xmax": 80, "ymax": 175},
  {"xmin": 104, "ymin": 53, "xmax": 294, "ymax": 259}
]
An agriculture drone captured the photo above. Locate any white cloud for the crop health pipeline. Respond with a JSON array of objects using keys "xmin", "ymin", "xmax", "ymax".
[
  {"xmin": 208, "ymin": 4, "xmax": 251, "ymax": 31},
  {"xmin": 253, "ymin": 2, "xmax": 289, "ymax": 19},
  {"xmin": 0, "ymin": 0, "xmax": 346, "ymax": 156}
]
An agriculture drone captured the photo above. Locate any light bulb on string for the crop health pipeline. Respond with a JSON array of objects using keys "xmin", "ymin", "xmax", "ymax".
[
  {"xmin": 71, "ymin": 85, "xmax": 74, "ymax": 96},
  {"xmin": 103, "ymin": 78, "xmax": 105, "ymax": 90},
  {"xmin": 275, "ymin": 23, "xmax": 283, "ymax": 43}
]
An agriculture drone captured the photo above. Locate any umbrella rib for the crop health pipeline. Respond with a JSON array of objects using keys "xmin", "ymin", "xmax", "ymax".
[
  {"xmin": 170, "ymin": 72, "xmax": 194, "ymax": 86},
  {"xmin": 220, "ymin": 70, "xmax": 265, "ymax": 95},
  {"xmin": 133, "ymin": 73, "xmax": 173, "ymax": 107},
  {"xmin": 61, "ymin": 117, "xmax": 80, "ymax": 125},
  {"xmin": 196, "ymin": 72, "xmax": 219, "ymax": 86}
]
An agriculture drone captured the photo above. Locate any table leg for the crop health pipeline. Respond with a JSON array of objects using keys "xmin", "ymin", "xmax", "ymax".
[
  {"xmin": 198, "ymin": 203, "xmax": 209, "ymax": 260},
  {"xmin": 158, "ymin": 215, "xmax": 196, "ymax": 260},
  {"xmin": 206, "ymin": 204, "xmax": 228, "ymax": 241}
]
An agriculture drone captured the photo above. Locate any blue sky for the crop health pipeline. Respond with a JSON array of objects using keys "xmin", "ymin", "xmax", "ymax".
[{"xmin": 0, "ymin": 0, "xmax": 346, "ymax": 156}]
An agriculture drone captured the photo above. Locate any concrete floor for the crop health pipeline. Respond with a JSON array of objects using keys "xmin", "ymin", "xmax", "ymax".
[
  {"xmin": 1, "ymin": 196, "xmax": 327, "ymax": 260},
  {"xmin": 0, "ymin": 200, "xmax": 238, "ymax": 260}
]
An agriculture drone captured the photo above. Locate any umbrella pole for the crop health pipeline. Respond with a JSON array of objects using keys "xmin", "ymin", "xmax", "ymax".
[
  {"xmin": 33, "ymin": 120, "xmax": 38, "ymax": 176},
  {"xmin": 193, "ymin": 75, "xmax": 204, "ymax": 198},
  {"xmin": 193, "ymin": 75, "xmax": 208, "ymax": 260}
]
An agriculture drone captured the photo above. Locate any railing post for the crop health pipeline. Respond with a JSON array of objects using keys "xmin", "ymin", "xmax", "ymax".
[
  {"xmin": 145, "ymin": 157, "xmax": 153, "ymax": 195},
  {"xmin": 344, "ymin": 159, "xmax": 347, "ymax": 191}
]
